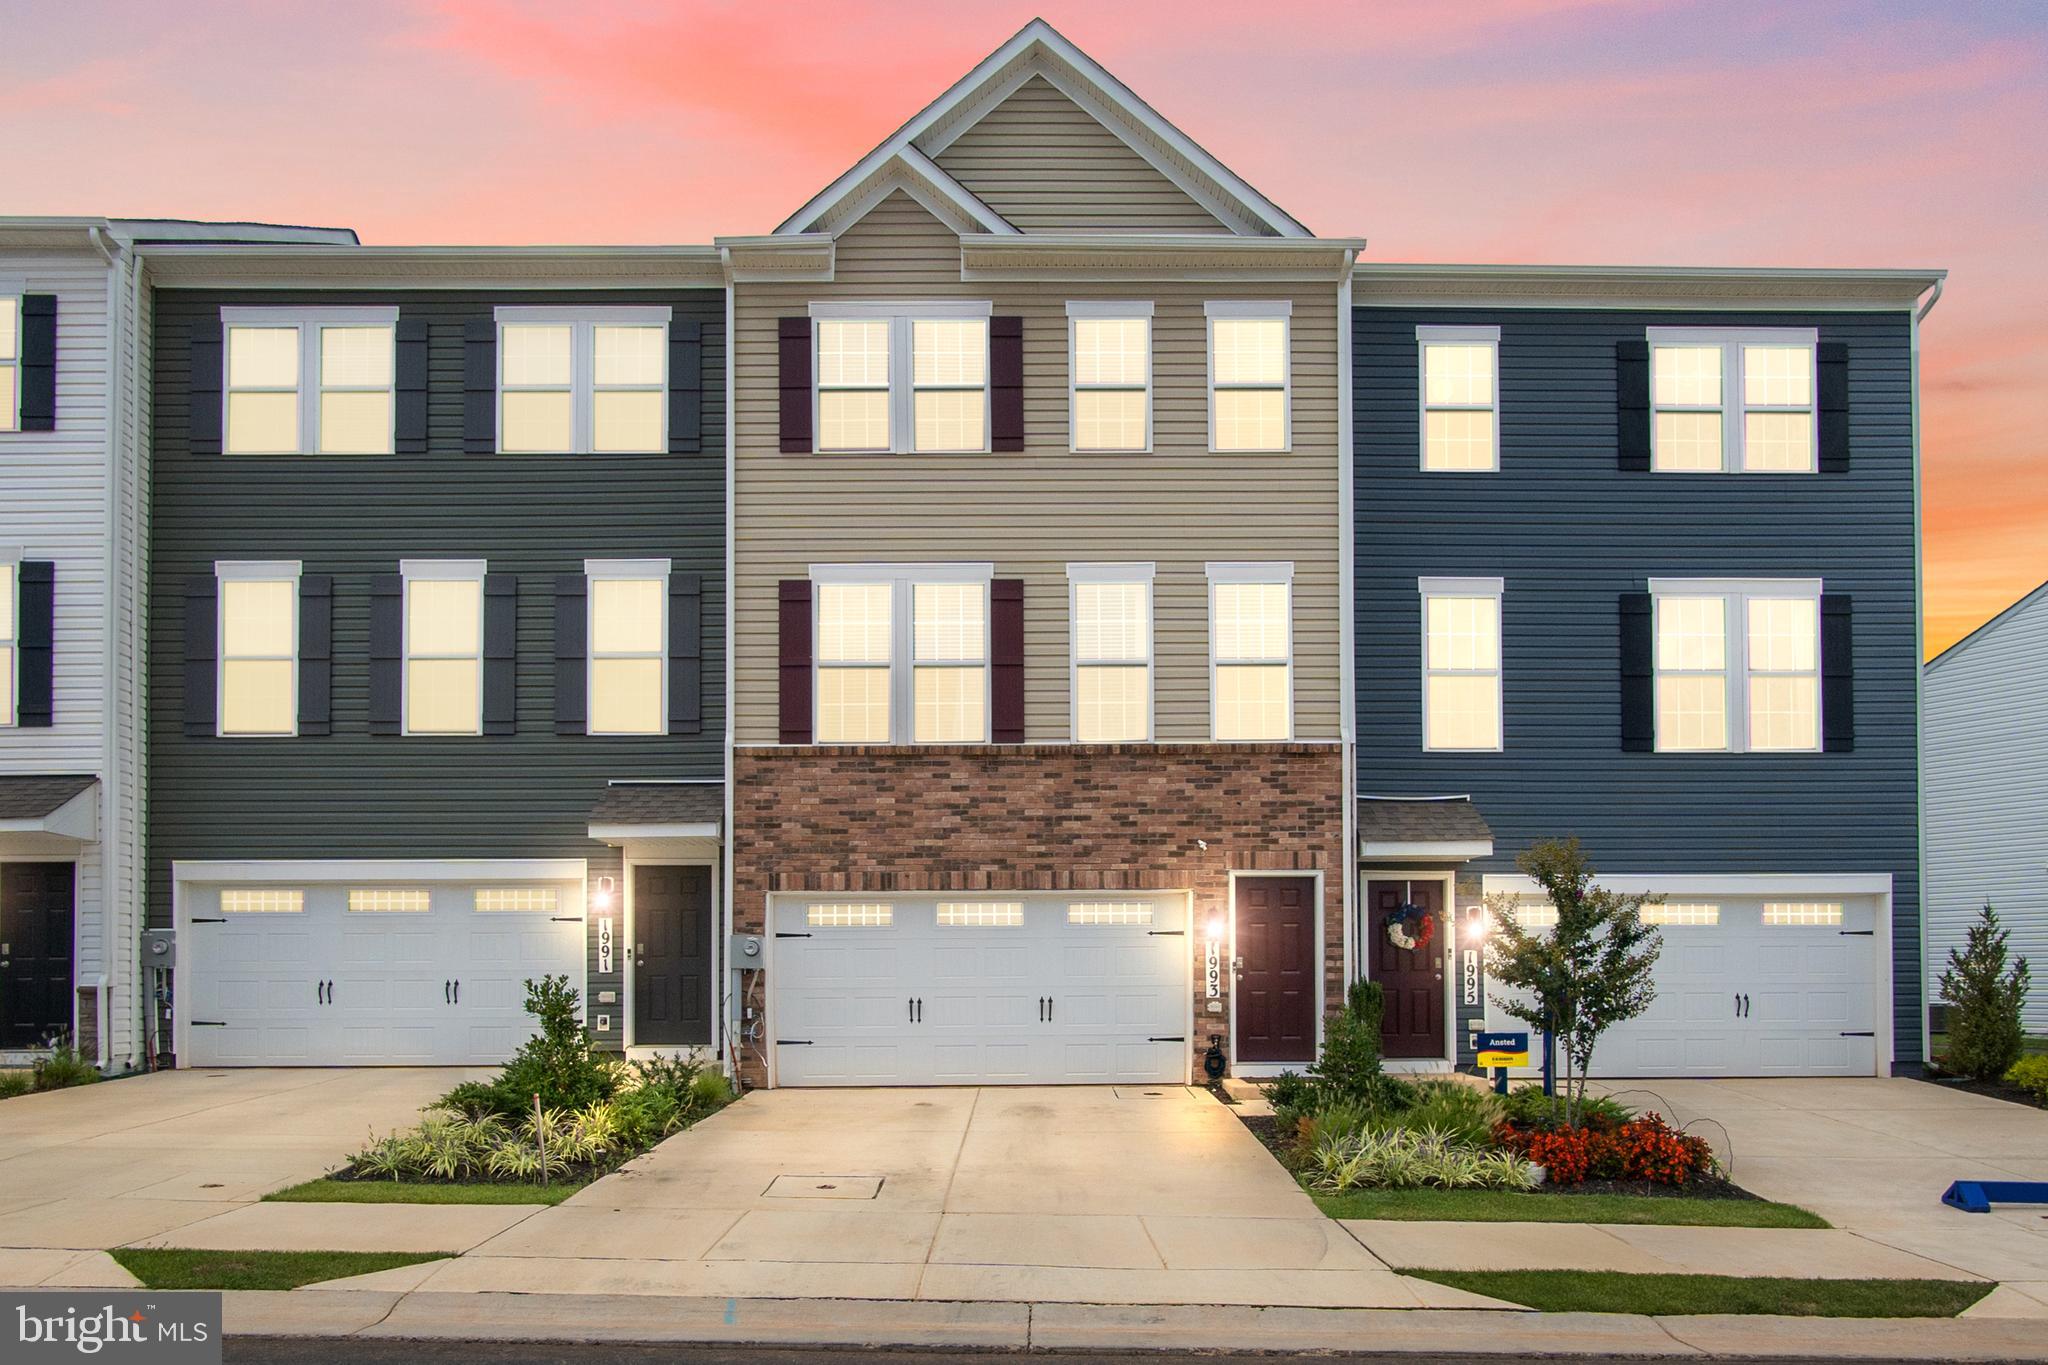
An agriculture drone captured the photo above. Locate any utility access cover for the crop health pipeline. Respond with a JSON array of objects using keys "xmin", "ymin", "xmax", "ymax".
[{"xmin": 764, "ymin": 1174, "xmax": 884, "ymax": 1200}]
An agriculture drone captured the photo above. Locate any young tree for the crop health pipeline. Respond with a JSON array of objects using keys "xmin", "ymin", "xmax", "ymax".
[
  {"xmin": 1484, "ymin": 838, "xmax": 1663, "ymax": 1126},
  {"xmin": 1938, "ymin": 904, "xmax": 2031, "ymax": 1082}
]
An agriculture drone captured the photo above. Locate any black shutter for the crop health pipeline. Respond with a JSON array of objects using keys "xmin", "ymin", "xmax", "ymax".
[
  {"xmin": 16, "ymin": 561, "xmax": 54, "ymax": 727},
  {"xmin": 778, "ymin": 318, "xmax": 812, "ymax": 453},
  {"xmin": 554, "ymin": 574, "xmax": 587, "ymax": 736},
  {"xmin": 367, "ymin": 574, "xmax": 402, "ymax": 734},
  {"xmin": 991, "ymin": 316, "xmax": 1024, "ymax": 453},
  {"xmin": 778, "ymin": 579, "xmax": 813, "ymax": 743},
  {"xmin": 395, "ymin": 316, "xmax": 430, "ymax": 454},
  {"xmin": 298, "ymin": 574, "xmax": 333, "ymax": 736},
  {"xmin": 1616, "ymin": 339, "xmax": 1650, "ymax": 472},
  {"xmin": 189, "ymin": 319, "xmax": 225, "ymax": 455},
  {"xmin": 1822, "ymin": 594, "xmax": 1854, "ymax": 752},
  {"xmin": 670, "ymin": 573, "xmax": 702, "ymax": 736},
  {"xmin": 991, "ymin": 578, "xmax": 1024, "ymax": 742},
  {"xmin": 183, "ymin": 574, "xmax": 218, "ymax": 737},
  {"xmin": 19, "ymin": 296, "xmax": 57, "ymax": 432},
  {"xmin": 1818, "ymin": 341, "xmax": 1850, "ymax": 474},
  {"xmin": 1619, "ymin": 591, "xmax": 1654, "ymax": 752},
  {"xmin": 463, "ymin": 318, "xmax": 496, "ymax": 454},
  {"xmin": 483, "ymin": 573, "xmax": 517, "ymax": 736},
  {"xmin": 669, "ymin": 317, "xmax": 703, "ymax": 455}
]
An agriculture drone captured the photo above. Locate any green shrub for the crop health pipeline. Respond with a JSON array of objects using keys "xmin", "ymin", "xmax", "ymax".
[
  {"xmin": 1501, "ymin": 1083, "xmax": 1632, "ymax": 1130},
  {"xmin": 1939, "ymin": 906, "xmax": 2031, "ymax": 1082},
  {"xmin": 1309, "ymin": 979, "xmax": 1389, "ymax": 1105},
  {"xmin": 687, "ymin": 1068, "xmax": 732, "ymax": 1110},
  {"xmin": 432, "ymin": 977, "xmax": 625, "ymax": 1120},
  {"xmin": 1267, "ymin": 1070, "xmax": 1315, "ymax": 1113},
  {"xmin": 1371, "ymin": 1079, "xmax": 1503, "ymax": 1148},
  {"xmin": 2006, "ymin": 1055, "xmax": 2048, "ymax": 1103},
  {"xmin": 0, "ymin": 1072, "xmax": 32, "ymax": 1099},
  {"xmin": 1303, "ymin": 1125, "xmax": 1534, "ymax": 1193},
  {"xmin": 32, "ymin": 1047, "xmax": 99, "ymax": 1092}
]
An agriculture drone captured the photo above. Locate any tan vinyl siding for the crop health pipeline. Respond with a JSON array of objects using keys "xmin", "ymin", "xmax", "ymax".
[
  {"xmin": 734, "ymin": 191, "xmax": 1341, "ymax": 744},
  {"xmin": 931, "ymin": 76, "xmax": 1231, "ymax": 234}
]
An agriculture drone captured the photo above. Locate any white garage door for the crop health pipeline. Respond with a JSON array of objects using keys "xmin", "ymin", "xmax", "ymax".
[
  {"xmin": 1489, "ymin": 895, "xmax": 1880, "ymax": 1078},
  {"xmin": 771, "ymin": 894, "xmax": 1189, "ymax": 1086},
  {"xmin": 183, "ymin": 880, "xmax": 585, "ymax": 1067}
]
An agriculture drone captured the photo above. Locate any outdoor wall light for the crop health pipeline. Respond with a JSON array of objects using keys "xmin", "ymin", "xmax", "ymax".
[
  {"xmin": 592, "ymin": 875, "xmax": 616, "ymax": 912},
  {"xmin": 1205, "ymin": 913, "xmax": 1225, "ymax": 941}
]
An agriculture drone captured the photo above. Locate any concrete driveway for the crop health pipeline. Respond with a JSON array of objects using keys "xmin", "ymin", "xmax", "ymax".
[{"xmin": 398, "ymin": 1085, "xmax": 1500, "ymax": 1309}]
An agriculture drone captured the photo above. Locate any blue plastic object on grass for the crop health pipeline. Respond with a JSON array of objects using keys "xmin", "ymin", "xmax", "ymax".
[{"xmin": 1941, "ymin": 1180, "xmax": 2048, "ymax": 1213}]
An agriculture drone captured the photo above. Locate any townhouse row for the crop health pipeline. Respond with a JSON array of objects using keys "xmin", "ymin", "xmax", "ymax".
[{"xmin": 0, "ymin": 20, "xmax": 1938, "ymax": 1085}]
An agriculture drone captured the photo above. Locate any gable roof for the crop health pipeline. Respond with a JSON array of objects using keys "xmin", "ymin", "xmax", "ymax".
[
  {"xmin": 776, "ymin": 18, "xmax": 1309, "ymax": 239},
  {"xmin": 1927, "ymin": 577, "xmax": 2048, "ymax": 675}
]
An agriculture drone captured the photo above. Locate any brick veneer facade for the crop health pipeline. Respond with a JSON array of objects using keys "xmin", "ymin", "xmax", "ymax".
[{"xmin": 732, "ymin": 742, "xmax": 1346, "ymax": 1087}]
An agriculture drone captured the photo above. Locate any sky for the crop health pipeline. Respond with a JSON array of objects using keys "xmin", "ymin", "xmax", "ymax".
[{"xmin": 5, "ymin": 0, "xmax": 2042, "ymax": 657}]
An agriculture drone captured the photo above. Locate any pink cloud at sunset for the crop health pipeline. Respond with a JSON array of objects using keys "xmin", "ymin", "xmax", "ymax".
[{"xmin": 3, "ymin": 0, "xmax": 2041, "ymax": 656}]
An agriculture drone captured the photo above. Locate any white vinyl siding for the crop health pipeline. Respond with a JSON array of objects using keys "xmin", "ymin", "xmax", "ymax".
[
  {"xmin": 1649, "ymin": 327, "xmax": 1819, "ymax": 474},
  {"xmin": 222, "ymin": 308, "xmax": 398, "ymax": 455},
  {"xmin": 1208, "ymin": 562, "xmax": 1292, "ymax": 741},
  {"xmin": 1206, "ymin": 301, "xmax": 1290, "ymax": 452},
  {"xmin": 1653, "ymin": 578, "xmax": 1822, "ymax": 754},
  {"xmin": 1418, "ymin": 325, "xmax": 1499, "ymax": 471},
  {"xmin": 401, "ymin": 560, "xmax": 486, "ymax": 736},
  {"xmin": 496, "ymin": 306, "xmax": 671, "ymax": 455},
  {"xmin": 1419, "ymin": 577, "xmax": 1502, "ymax": 751},
  {"xmin": 216, "ymin": 561, "xmax": 300, "ymax": 737},
  {"xmin": 586, "ymin": 559, "xmax": 669, "ymax": 736},
  {"xmin": 1068, "ymin": 301, "xmax": 1152, "ymax": 452}
]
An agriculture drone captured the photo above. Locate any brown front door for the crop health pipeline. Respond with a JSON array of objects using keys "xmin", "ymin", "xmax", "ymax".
[
  {"xmin": 1368, "ymin": 878, "xmax": 1446, "ymax": 1058},
  {"xmin": 632, "ymin": 865, "xmax": 713, "ymax": 1047},
  {"xmin": 1234, "ymin": 875, "xmax": 1318, "ymax": 1063}
]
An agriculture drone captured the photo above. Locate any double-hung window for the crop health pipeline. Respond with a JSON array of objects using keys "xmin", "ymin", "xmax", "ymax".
[
  {"xmin": 812, "ymin": 304, "xmax": 989, "ymax": 454},
  {"xmin": 813, "ymin": 565, "xmax": 991, "ymax": 744},
  {"xmin": 1069, "ymin": 563, "xmax": 1153, "ymax": 742},
  {"xmin": 587, "ymin": 558, "xmax": 669, "ymax": 735},
  {"xmin": 1208, "ymin": 562, "xmax": 1292, "ymax": 740},
  {"xmin": 1419, "ymin": 577, "xmax": 1503, "ymax": 751},
  {"xmin": 216, "ymin": 560, "xmax": 301, "ymax": 736},
  {"xmin": 223, "ymin": 308, "xmax": 397, "ymax": 455},
  {"xmin": 0, "ymin": 296, "xmax": 18, "ymax": 432},
  {"xmin": 1068, "ymin": 302, "xmax": 1151, "ymax": 452},
  {"xmin": 1418, "ymin": 326, "xmax": 1499, "ymax": 471},
  {"xmin": 1651, "ymin": 578, "xmax": 1821, "ymax": 753},
  {"xmin": 402, "ymin": 559, "xmax": 486, "ymax": 736},
  {"xmin": 1649, "ymin": 328, "xmax": 1818, "ymax": 473},
  {"xmin": 1207, "ymin": 301, "xmax": 1290, "ymax": 452},
  {"xmin": 0, "ymin": 554, "xmax": 15, "ymax": 725},
  {"xmin": 497, "ymin": 306, "xmax": 671, "ymax": 454}
]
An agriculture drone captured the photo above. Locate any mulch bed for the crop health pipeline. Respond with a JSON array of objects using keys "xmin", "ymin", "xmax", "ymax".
[{"xmin": 1916, "ymin": 1072, "xmax": 2047, "ymax": 1112}]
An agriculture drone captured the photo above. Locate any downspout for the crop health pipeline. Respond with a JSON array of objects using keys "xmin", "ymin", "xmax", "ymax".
[
  {"xmin": 1336, "ymin": 251, "xmax": 1359, "ymax": 999},
  {"xmin": 127, "ymin": 246, "xmax": 149, "ymax": 1070},
  {"xmin": 1908, "ymin": 275, "xmax": 1941, "ymax": 1073},
  {"xmin": 92, "ymin": 224, "xmax": 123, "ymax": 1071},
  {"xmin": 720, "ymin": 247, "xmax": 738, "ymax": 1085}
]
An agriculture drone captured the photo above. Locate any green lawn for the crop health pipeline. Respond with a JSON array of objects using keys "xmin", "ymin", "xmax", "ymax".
[
  {"xmin": 1315, "ymin": 1187, "xmax": 1827, "ymax": 1229},
  {"xmin": 264, "ymin": 1177, "xmax": 586, "ymax": 1206},
  {"xmin": 110, "ymin": 1248, "xmax": 451, "ymax": 1292},
  {"xmin": 1404, "ymin": 1269, "xmax": 1991, "ymax": 1317}
]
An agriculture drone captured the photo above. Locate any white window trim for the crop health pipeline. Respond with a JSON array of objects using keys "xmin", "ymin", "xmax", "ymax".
[
  {"xmin": 1417, "ymin": 324, "xmax": 1501, "ymax": 472},
  {"xmin": 809, "ymin": 562, "xmax": 995, "ymax": 745},
  {"xmin": 220, "ymin": 306, "xmax": 400, "ymax": 456},
  {"xmin": 1067, "ymin": 561, "xmax": 1155, "ymax": 744},
  {"xmin": 0, "ymin": 545, "xmax": 19, "ymax": 727},
  {"xmin": 1648, "ymin": 576, "xmax": 1824, "ymax": 754},
  {"xmin": 1205, "ymin": 300, "xmax": 1293, "ymax": 454},
  {"xmin": 214, "ymin": 559, "xmax": 304, "ymax": 738},
  {"xmin": 0, "ymin": 291, "xmax": 21, "ymax": 434},
  {"xmin": 584, "ymin": 557, "xmax": 671, "ymax": 737},
  {"xmin": 1205, "ymin": 560, "xmax": 1293, "ymax": 741},
  {"xmin": 1645, "ymin": 326, "xmax": 1820, "ymax": 474},
  {"xmin": 808, "ymin": 302, "xmax": 993, "ymax": 456},
  {"xmin": 1067, "ymin": 301, "xmax": 1153, "ymax": 454},
  {"xmin": 400, "ymin": 558, "xmax": 488, "ymax": 737},
  {"xmin": 494, "ymin": 304, "xmax": 673, "ymax": 456},
  {"xmin": 1418, "ymin": 575, "xmax": 1504, "ymax": 753}
]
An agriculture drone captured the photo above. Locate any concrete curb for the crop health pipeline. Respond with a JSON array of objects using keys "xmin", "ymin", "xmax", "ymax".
[{"xmin": 218, "ymin": 1289, "xmax": 2048, "ymax": 1359}]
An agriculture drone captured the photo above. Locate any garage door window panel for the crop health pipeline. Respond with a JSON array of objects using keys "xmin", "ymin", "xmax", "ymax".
[
  {"xmin": 1068, "ymin": 901, "xmax": 1154, "ymax": 926},
  {"xmin": 221, "ymin": 889, "xmax": 305, "ymax": 914},
  {"xmin": 475, "ymin": 887, "xmax": 558, "ymax": 913},
  {"xmin": 1763, "ymin": 901, "xmax": 1843, "ymax": 926},
  {"xmin": 807, "ymin": 903, "xmax": 893, "ymax": 928},
  {"xmin": 403, "ymin": 562, "xmax": 485, "ymax": 736},
  {"xmin": 937, "ymin": 902, "xmax": 1023, "ymax": 927},
  {"xmin": 348, "ymin": 889, "xmax": 431, "ymax": 913},
  {"xmin": 1642, "ymin": 902, "xmax": 1720, "ymax": 926}
]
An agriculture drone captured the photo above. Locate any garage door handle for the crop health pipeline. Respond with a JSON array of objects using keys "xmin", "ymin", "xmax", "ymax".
[
  {"xmin": 1840, "ymin": 1031, "xmax": 1875, "ymax": 1037},
  {"xmin": 444, "ymin": 980, "xmax": 451, "ymax": 1004},
  {"xmin": 1838, "ymin": 929, "xmax": 1874, "ymax": 936},
  {"xmin": 1742, "ymin": 993, "xmax": 1750, "ymax": 1018},
  {"xmin": 453, "ymin": 980, "xmax": 459, "ymax": 1005},
  {"xmin": 1046, "ymin": 997, "xmax": 1053, "ymax": 1022},
  {"xmin": 908, "ymin": 997, "xmax": 914, "ymax": 1023}
]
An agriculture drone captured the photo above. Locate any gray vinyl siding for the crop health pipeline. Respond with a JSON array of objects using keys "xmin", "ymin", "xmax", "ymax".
[
  {"xmin": 1924, "ymin": 587, "xmax": 2048, "ymax": 1033},
  {"xmin": 147, "ymin": 289, "xmax": 726, "ymax": 1051},
  {"xmin": 1353, "ymin": 307, "xmax": 1923, "ymax": 1068}
]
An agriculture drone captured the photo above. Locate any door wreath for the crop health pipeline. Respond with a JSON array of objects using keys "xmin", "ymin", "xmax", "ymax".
[{"xmin": 1385, "ymin": 901, "xmax": 1436, "ymax": 953}]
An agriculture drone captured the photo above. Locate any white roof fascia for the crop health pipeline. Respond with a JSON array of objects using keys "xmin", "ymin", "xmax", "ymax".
[
  {"xmin": 1355, "ymin": 263, "xmax": 1947, "ymax": 312},
  {"xmin": 810, "ymin": 147, "xmax": 1018, "ymax": 238}
]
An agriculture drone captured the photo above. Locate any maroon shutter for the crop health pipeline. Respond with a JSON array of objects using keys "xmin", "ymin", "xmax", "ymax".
[
  {"xmin": 990, "ymin": 316, "xmax": 1023, "ymax": 452},
  {"xmin": 778, "ymin": 318, "xmax": 812, "ymax": 453},
  {"xmin": 778, "ymin": 579, "xmax": 813, "ymax": 743},
  {"xmin": 991, "ymin": 578, "xmax": 1024, "ymax": 743}
]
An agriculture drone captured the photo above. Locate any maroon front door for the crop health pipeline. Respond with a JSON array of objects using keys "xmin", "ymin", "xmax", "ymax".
[
  {"xmin": 1234, "ymin": 875, "xmax": 1318, "ymax": 1063},
  {"xmin": 1368, "ymin": 878, "xmax": 1446, "ymax": 1059}
]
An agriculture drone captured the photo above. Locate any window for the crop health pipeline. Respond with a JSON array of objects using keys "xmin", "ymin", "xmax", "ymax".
[
  {"xmin": 811, "ymin": 305, "xmax": 990, "ymax": 454},
  {"xmin": 1068, "ymin": 302, "xmax": 1151, "ymax": 452},
  {"xmin": 1509, "ymin": 898, "xmax": 1558, "ymax": 929},
  {"xmin": 497, "ymin": 306, "xmax": 671, "ymax": 454},
  {"xmin": 1649, "ymin": 328, "xmax": 1818, "ymax": 473},
  {"xmin": 587, "ymin": 559, "xmax": 668, "ymax": 736},
  {"xmin": 222, "ymin": 308, "xmax": 398, "ymax": 455},
  {"xmin": 1642, "ymin": 902, "xmax": 1720, "ymax": 926},
  {"xmin": 1652, "ymin": 578, "xmax": 1821, "ymax": 753},
  {"xmin": 1763, "ymin": 901, "xmax": 1843, "ymax": 926},
  {"xmin": 812, "ymin": 565, "xmax": 991, "ymax": 745},
  {"xmin": 1069, "ymin": 563, "xmax": 1152, "ymax": 743},
  {"xmin": 216, "ymin": 561, "xmax": 300, "ymax": 737},
  {"xmin": 0, "ymin": 556, "xmax": 14, "ymax": 726},
  {"xmin": 1207, "ymin": 301, "xmax": 1290, "ymax": 452},
  {"xmin": 1068, "ymin": 901, "xmax": 1153, "ymax": 926},
  {"xmin": 402, "ymin": 560, "xmax": 486, "ymax": 736},
  {"xmin": 475, "ymin": 887, "xmax": 558, "ymax": 913},
  {"xmin": 0, "ymin": 296, "xmax": 18, "ymax": 432},
  {"xmin": 348, "ymin": 889, "xmax": 431, "ymax": 913},
  {"xmin": 1420, "ymin": 577, "xmax": 1502, "ymax": 751},
  {"xmin": 807, "ymin": 902, "xmax": 892, "ymax": 927},
  {"xmin": 1418, "ymin": 326, "xmax": 1499, "ymax": 471},
  {"xmin": 220, "ymin": 889, "xmax": 304, "ymax": 914},
  {"xmin": 937, "ymin": 902, "xmax": 1023, "ymax": 927},
  {"xmin": 1208, "ymin": 563, "xmax": 1292, "ymax": 740}
]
